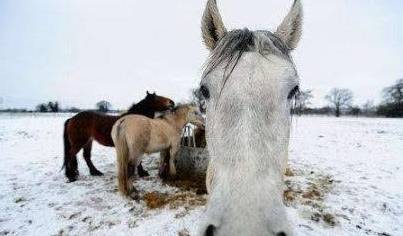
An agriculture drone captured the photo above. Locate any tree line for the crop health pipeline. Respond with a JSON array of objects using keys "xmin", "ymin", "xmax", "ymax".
[
  {"xmin": 1, "ymin": 79, "xmax": 402, "ymax": 118},
  {"xmin": 34, "ymin": 100, "xmax": 113, "ymax": 113},
  {"xmin": 0, "ymin": 100, "xmax": 114, "ymax": 113},
  {"xmin": 293, "ymin": 79, "xmax": 402, "ymax": 117}
]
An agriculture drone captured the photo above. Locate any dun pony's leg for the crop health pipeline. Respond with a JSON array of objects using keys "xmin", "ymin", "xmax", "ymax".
[
  {"xmin": 126, "ymin": 147, "xmax": 140, "ymax": 200},
  {"xmin": 83, "ymin": 141, "xmax": 104, "ymax": 176},
  {"xmin": 126, "ymin": 161, "xmax": 138, "ymax": 199},
  {"xmin": 158, "ymin": 149, "xmax": 170, "ymax": 179},
  {"xmin": 137, "ymin": 162, "xmax": 149, "ymax": 177},
  {"xmin": 168, "ymin": 146, "xmax": 179, "ymax": 177}
]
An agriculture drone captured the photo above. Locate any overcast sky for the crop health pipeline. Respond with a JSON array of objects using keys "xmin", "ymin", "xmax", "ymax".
[{"xmin": 0, "ymin": 0, "xmax": 402, "ymax": 109}]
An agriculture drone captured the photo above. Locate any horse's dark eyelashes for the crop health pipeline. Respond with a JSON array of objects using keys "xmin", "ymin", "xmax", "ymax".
[
  {"xmin": 287, "ymin": 85, "xmax": 300, "ymax": 100},
  {"xmin": 200, "ymin": 85, "xmax": 210, "ymax": 99}
]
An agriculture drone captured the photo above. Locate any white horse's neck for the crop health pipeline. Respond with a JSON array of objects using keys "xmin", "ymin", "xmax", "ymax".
[{"xmin": 205, "ymin": 107, "xmax": 290, "ymax": 235}]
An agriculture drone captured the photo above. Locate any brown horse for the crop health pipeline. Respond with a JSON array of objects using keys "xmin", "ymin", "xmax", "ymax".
[{"xmin": 63, "ymin": 91, "xmax": 175, "ymax": 182}]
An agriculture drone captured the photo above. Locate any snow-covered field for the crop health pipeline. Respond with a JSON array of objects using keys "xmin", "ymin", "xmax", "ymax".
[{"xmin": 0, "ymin": 113, "xmax": 402, "ymax": 236}]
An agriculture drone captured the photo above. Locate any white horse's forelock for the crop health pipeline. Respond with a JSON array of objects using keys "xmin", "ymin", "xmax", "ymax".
[{"xmin": 199, "ymin": 1, "xmax": 303, "ymax": 236}]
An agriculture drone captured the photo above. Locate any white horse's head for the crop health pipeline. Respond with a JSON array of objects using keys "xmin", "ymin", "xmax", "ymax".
[{"xmin": 198, "ymin": 0, "xmax": 303, "ymax": 235}]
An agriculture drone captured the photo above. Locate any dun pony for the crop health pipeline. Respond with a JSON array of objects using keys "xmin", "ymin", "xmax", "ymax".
[{"xmin": 111, "ymin": 104, "xmax": 204, "ymax": 198}]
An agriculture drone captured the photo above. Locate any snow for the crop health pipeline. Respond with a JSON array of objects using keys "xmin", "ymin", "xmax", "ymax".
[{"xmin": 0, "ymin": 113, "xmax": 402, "ymax": 236}]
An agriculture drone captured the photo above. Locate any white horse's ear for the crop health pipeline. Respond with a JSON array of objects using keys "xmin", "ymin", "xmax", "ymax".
[
  {"xmin": 201, "ymin": 0, "xmax": 227, "ymax": 51},
  {"xmin": 275, "ymin": 0, "xmax": 303, "ymax": 50}
]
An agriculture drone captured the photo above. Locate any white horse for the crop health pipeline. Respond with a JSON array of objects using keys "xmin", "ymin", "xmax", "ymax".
[{"xmin": 198, "ymin": 0, "xmax": 303, "ymax": 235}]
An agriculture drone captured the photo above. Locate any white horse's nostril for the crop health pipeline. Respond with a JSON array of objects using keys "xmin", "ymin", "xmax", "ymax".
[
  {"xmin": 276, "ymin": 232, "xmax": 287, "ymax": 236},
  {"xmin": 205, "ymin": 225, "xmax": 216, "ymax": 236}
]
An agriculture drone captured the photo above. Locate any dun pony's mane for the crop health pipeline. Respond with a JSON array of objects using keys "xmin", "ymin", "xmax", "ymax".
[
  {"xmin": 203, "ymin": 28, "xmax": 291, "ymax": 93},
  {"xmin": 157, "ymin": 104, "xmax": 189, "ymax": 120}
]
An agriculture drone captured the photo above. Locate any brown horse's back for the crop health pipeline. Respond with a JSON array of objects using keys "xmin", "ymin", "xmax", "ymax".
[{"xmin": 67, "ymin": 111, "xmax": 118, "ymax": 147}]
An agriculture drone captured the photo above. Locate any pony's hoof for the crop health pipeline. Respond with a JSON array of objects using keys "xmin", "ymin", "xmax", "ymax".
[
  {"xmin": 90, "ymin": 170, "xmax": 104, "ymax": 176},
  {"xmin": 67, "ymin": 176, "xmax": 78, "ymax": 183},
  {"xmin": 160, "ymin": 173, "xmax": 177, "ymax": 181},
  {"xmin": 138, "ymin": 170, "xmax": 150, "ymax": 178},
  {"xmin": 167, "ymin": 174, "xmax": 178, "ymax": 181},
  {"xmin": 129, "ymin": 190, "xmax": 140, "ymax": 201},
  {"xmin": 66, "ymin": 170, "xmax": 79, "ymax": 182},
  {"xmin": 137, "ymin": 164, "xmax": 149, "ymax": 178},
  {"xmin": 159, "ymin": 171, "xmax": 168, "ymax": 180},
  {"xmin": 158, "ymin": 163, "xmax": 169, "ymax": 179}
]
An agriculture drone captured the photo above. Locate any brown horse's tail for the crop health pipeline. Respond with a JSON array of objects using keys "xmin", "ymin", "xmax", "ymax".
[
  {"xmin": 62, "ymin": 119, "xmax": 71, "ymax": 170},
  {"xmin": 114, "ymin": 128, "xmax": 130, "ymax": 196}
]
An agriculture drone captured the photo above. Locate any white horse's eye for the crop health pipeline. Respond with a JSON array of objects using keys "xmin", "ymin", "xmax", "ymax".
[
  {"xmin": 287, "ymin": 85, "xmax": 300, "ymax": 100},
  {"xmin": 200, "ymin": 85, "xmax": 210, "ymax": 99}
]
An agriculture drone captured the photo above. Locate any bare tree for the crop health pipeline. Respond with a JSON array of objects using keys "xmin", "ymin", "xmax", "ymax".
[
  {"xmin": 36, "ymin": 103, "xmax": 48, "ymax": 112},
  {"xmin": 383, "ymin": 79, "xmax": 403, "ymax": 105},
  {"xmin": 378, "ymin": 79, "xmax": 403, "ymax": 117},
  {"xmin": 67, "ymin": 107, "xmax": 81, "ymax": 113},
  {"xmin": 361, "ymin": 100, "xmax": 376, "ymax": 116},
  {"xmin": 325, "ymin": 88, "xmax": 353, "ymax": 117},
  {"xmin": 294, "ymin": 89, "xmax": 313, "ymax": 114},
  {"xmin": 47, "ymin": 101, "xmax": 59, "ymax": 112},
  {"xmin": 35, "ymin": 101, "xmax": 59, "ymax": 112},
  {"xmin": 348, "ymin": 106, "xmax": 361, "ymax": 116},
  {"xmin": 96, "ymin": 100, "xmax": 112, "ymax": 113}
]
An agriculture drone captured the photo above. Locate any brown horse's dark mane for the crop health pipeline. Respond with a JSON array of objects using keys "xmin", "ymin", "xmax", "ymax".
[{"xmin": 121, "ymin": 96, "xmax": 157, "ymax": 118}]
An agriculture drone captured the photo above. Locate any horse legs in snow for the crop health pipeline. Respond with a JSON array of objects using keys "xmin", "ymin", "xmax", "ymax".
[
  {"xmin": 83, "ymin": 141, "xmax": 103, "ymax": 176},
  {"xmin": 66, "ymin": 147, "xmax": 80, "ymax": 182},
  {"xmin": 137, "ymin": 162, "xmax": 149, "ymax": 177},
  {"xmin": 158, "ymin": 149, "xmax": 170, "ymax": 179},
  {"xmin": 168, "ymin": 146, "xmax": 179, "ymax": 177},
  {"xmin": 127, "ymin": 161, "xmax": 139, "ymax": 200}
]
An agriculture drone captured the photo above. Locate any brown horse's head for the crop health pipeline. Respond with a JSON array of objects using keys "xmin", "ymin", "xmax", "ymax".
[
  {"xmin": 126, "ymin": 91, "xmax": 175, "ymax": 118},
  {"xmin": 144, "ymin": 91, "xmax": 175, "ymax": 111}
]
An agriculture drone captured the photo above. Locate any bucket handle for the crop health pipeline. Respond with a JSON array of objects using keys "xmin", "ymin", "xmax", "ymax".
[{"xmin": 181, "ymin": 125, "xmax": 197, "ymax": 148}]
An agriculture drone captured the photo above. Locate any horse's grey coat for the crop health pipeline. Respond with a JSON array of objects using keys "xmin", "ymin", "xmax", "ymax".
[{"xmin": 198, "ymin": 0, "xmax": 303, "ymax": 236}]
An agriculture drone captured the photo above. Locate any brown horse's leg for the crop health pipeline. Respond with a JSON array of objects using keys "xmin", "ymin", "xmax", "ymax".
[
  {"xmin": 83, "ymin": 141, "xmax": 103, "ymax": 176},
  {"xmin": 64, "ymin": 119, "xmax": 76, "ymax": 181},
  {"xmin": 66, "ymin": 146, "xmax": 80, "ymax": 182},
  {"xmin": 137, "ymin": 162, "xmax": 149, "ymax": 177}
]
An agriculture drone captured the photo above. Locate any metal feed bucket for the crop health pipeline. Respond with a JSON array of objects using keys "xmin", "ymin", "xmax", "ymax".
[{"xmin": 174, "ymin": 125, "xmax": 209, "ymax": 180}]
